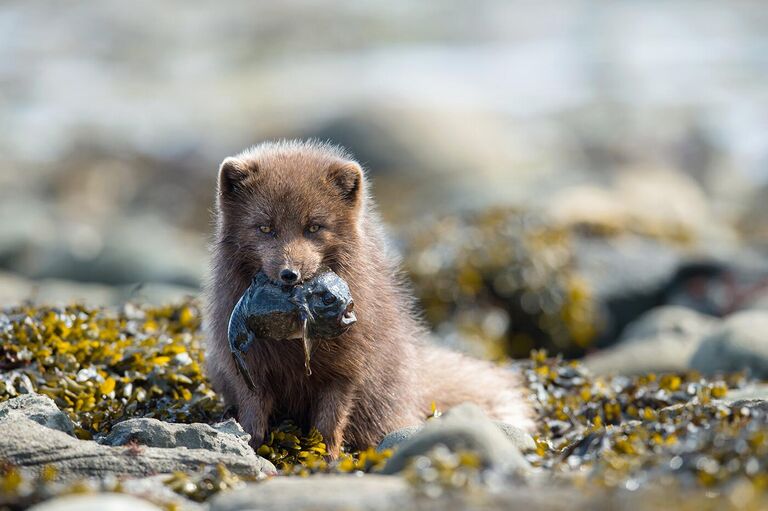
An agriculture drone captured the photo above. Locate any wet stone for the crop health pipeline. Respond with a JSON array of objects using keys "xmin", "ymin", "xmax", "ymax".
[
  {"xmin": 0, "ymin": 393, "xmax": 75, "ymax": 436},
  {"xmin": 381, "ymin": 403, "xmax": 530, "ymax": 476},
  {"xmin": 100, "ymin": 417, "xmax": 254, "ymax": 457},
  {"xmin": 378, "ymin": 422, "xmax": 535, "ymax": 453},
  {"xmin": 690, "ymin": 310, "xmax": 768, "ymax": 377}
]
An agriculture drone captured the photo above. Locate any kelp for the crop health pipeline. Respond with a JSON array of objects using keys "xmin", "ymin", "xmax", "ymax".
[
  {"xmin": 0, "ymin": 462, "xmax": 168, "ymax": 511},
  {"xmin": 2, "ymin": 303, "xmax": 767, "ymax": 510},
  {"xmin": 254, "ymin": 420, "xmax": 391, "ymax": 476},
  {"xmin": 0, "ymin": 303, "xmax": 220, "ymax": 439},
  {"xmin": 402, "ymin": 207, "xmax": 701, "ymax": 361},
  {"xmin": 0, "ymin": 302, "xmax": 387, "ymax": 472},
  {"xmin": 162, "ymin": 464, "xmax": 263, "ymax": 503},
  {"xmin": 526, "ymin": 350, "xmax": 768, "ymax": 494},
  {"xmin": 402, "ymin": 208, "xmax": 598, "ymax": 359},
  {"xmin": 401, "ymin": 445, "xmax": 484, "ymax": 498}
]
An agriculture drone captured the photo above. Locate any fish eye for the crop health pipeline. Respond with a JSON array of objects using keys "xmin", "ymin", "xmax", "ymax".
[
  {"xmin": 307, "ymin": 224, "xmax": 322, "ymax": 233},
  {"xmin": 258, "ymin": 225, "xmax": 273, "ymax": 234}
]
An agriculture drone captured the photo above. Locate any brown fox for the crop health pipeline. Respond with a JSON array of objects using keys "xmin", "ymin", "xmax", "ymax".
[{"xmin": 203, "ymin": 140, "xmax": 534, "ymax": 457}]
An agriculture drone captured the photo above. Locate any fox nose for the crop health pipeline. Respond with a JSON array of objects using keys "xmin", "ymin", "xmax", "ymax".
[{"xmin": 279, "ymin": 268, "xmax": 300, "ymax": 284}]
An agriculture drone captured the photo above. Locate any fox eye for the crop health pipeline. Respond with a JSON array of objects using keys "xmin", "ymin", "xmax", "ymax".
[
  {"xmin": 307, "ymin": 224, "xmax": 322, "ymax": 233},
  {"xmin": 258, "ymin": 225, "xmax": 273, "ymax": 234}
]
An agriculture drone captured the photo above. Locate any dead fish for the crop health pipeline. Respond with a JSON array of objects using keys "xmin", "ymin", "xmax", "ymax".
[{"xmin": 227, "ymin": 268, "xmax": 356, "ymax": 385}]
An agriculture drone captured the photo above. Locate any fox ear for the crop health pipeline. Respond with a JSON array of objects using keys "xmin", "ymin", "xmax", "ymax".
[
  {"xmin": 218, "ymin": 157, "xmax": 254, "ymax": 196},
  {"xmin": 328, "ymin": 161, "xmax": 364, "ymax": 206}
]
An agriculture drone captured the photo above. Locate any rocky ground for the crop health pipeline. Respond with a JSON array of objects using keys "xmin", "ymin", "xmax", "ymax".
[
  {"xmin": 2, "ymin": 2, "xmax": 767, "ymax": 508},
  {"xmin": 2, "ymin": 301, "xmax": 768, "ymax": 510}
]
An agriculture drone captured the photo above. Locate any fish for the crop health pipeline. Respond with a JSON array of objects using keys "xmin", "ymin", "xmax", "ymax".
[{"xmin": 227, "ymin": 268, "xmax": 356, "ymax": 386}]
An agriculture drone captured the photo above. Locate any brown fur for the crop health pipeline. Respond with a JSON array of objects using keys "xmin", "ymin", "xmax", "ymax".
[{"xmin": 203, "ymin": 140, "xmax": 534, "ymax": 456}]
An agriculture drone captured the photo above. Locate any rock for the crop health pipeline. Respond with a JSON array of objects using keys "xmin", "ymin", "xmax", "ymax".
[
  {"xmin": 547, "ymin": 167, "xmax": 727, "ymax": 245},
  {"xmin": 209, "ymin": 474, "xmax": 412, "ymax": 511},
  {"xmin": 723, "ymin": 384, "xmax": 768, "ymax": 403},
  {"xmin": 728, "ymin": 399, "xmax": 768, "ymax": 414},
  {"xmin": 381, "ymin": 403, "xmax": 529, "ymax": 475},
  {"xmin": 664, "ymin": 254, "xmax": 768, "ymax": 316},
  {"xmin": 0, "ymin": 394, "xmax": 75, "ymax": 436},
  {"xmin": 100, "ymin": 417, "xmax": 252, "ymax": 457},
  {"xmin": 494, "ymin": 422, "xmax": 537, "ymax": 451},
  {"xmin": 742, "ymin": 289, "xmax": 768, "ymax": 311},
  {"xmin": 571, "ymin": 234, "xmax": 683, "ymax": 348},
  {"xmin": 583, "ymin": 306, "xmax": 717, "ymax": 375},
  {"xmin": 618, "ymin": 306, "xmax": 717, "ymax": 344},
  {"xmin": 212, "ymin": 418, "xmax": 250, "ymax": 438},
  {"xmin": 378, "ymin": 421, "xmax": 535, "ymax": 453},
  {"xmin": 584, "ymin": 338, "xmax": 698, "ymax": 375},
  {"xmin": 690, "ymin": 310, "xmax": 768, "ymax": 377},
  {"xmin": 28, "ymin": 493, "xmax": 163, "ymax": 511},
  {"xmin": 377, "ymin": 425, "xmax": 422, "ymax": 452},
  {"xmin": 0, "ymin": 416, "xmax": 274, "ymax": 479}
]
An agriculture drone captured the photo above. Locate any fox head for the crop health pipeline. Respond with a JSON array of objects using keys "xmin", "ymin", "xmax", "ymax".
[{"xmin": 215, "ymin": 140, "xmax": 366, "ymax": 284}]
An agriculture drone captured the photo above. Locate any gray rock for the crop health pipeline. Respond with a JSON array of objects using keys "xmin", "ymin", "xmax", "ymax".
[
  {"xmin": 583, "ymin": 335, "xmax": 700, "ymax": 375},
  {"xmin": 584, "ymin": 306, "xmax": 717, "ymax": 375},
  {"xmin": 381, "ymin": 402, "xmax": 529, "ymax": 475},
  {"xmin": 742, "ymin": 288, "xmax": 768, "ymax": 312},
  {"xmin": 728, "ymin": 399, "xmax": 768, "ymax": 414},
  {"xmin": 571, "ymin": 234, "xmax": 683, "ymax": 347},
  {"xmin": 618, "ymin": 306, "xmax": 717, "ymax": 344},
  {"xmin": 28, "ymin": 493, "xmax": 163, "ymax": 511},
  {"xmin": 100, "ymin": 417, "xmax": 252, "ymax": 457},
  {"xmin": 0, "ymin": 416, "xmax": 275, "ymax": 479},
  {"xmin": 209, "ymin": 474, "xmax": 412, "ymax": 511},
  {"xmin": 378, "ymin": 421, "xmax": 535, "ymax": 453},
  {"xmin": 377, "ymin": 425, "xmax": 422, "ymax": 451},
  {"xmin": 690, "ymin": 310, "xmax": 768, "ymax": 377},
  {"xmin": 494, "ymin": 422, "xmax": 537, "ymax": 451},
  {"xmin": 723, "ymin": 384, "xmax": 768, "ymax": 403},
  {"xmin": 212, "ymin": 418, "xmax": 250, "ymax": 438},
  {"xmin": 0, "ymin": 394, "xmax": 75, "ymax": 436}
]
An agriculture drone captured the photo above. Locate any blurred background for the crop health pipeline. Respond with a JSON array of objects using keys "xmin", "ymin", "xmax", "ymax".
[{"xmin": 2, "ymin": 0, "xmax": 768, "ymax": 364}]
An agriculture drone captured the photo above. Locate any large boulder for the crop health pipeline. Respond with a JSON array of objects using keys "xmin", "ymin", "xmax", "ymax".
[
  {"xmin": 377, "ymin": 425, "xmax": 423, "ymax": 452},
  {"xmin": 209, "ymin": 475, "xmax": 413, "ymax": 511},
  {"xmin": 583, "ymin": 306, "xmax": 718, "ymax": 375},
  {"xmin": 740, "ymin": 286, "xmax": 768, "ymax": 312},
  {"xmin": 100, "ymin": 417, "xmax": 252, "ymax": 457},
  {"xmin": 378, "ymin": 421, "xmax": 535, "ymax": 453},
  {"xmin": 690, "ymin": 310, "xmax": 768, "ymax": 377},
  {"xmin": 0, "ymin": 393, "xmax": 75, "ymax": 436},
  {"xmin": 617, "ymin": 306, "xmax": 718, "ymax": 344},
  {"xmin": 722, "ymin": 383, "xmax": 768, "ymax": 403},
  {"xmin": 571, "ymin": 234, "xmax": 683, "ymax": 348},
  {"xmin": 381, "ymin": 403, "xmax": 529, "ymax": 476},
  {"xmin": 547, "ymin": 168, "xmax": 728, "ymax": 245},
  {"xmin": 0, "ymin": 415, "xmax": 274, "ymax": 479}
]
